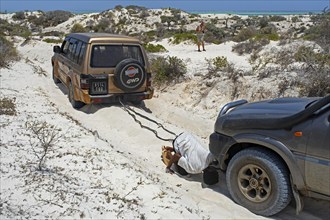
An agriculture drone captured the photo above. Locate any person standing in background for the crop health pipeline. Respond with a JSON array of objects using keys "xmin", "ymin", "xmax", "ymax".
[{"xmin": 196, "ymin": 21, "xmax": 206, "ymax": 52}]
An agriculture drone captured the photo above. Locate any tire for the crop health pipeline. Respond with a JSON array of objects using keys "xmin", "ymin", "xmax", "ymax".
[
  {"xmin": 226, "ymin": 147, "xmax": 292, "ymax": 216},
  {"xmin": 114, "ymin": 58, "xmax": 146, "ymax": 92},
  {"xmin": 52, "ymin": 67, "xmax": 60, "ymax": 84},
  {"xmin": 68, "ymin": 82, "xmax": 85, "ymax": 109}
]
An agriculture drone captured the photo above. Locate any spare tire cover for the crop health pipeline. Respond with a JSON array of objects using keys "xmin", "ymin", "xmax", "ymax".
[{"xmin": 114, "ymin": 58, "xmax": 146, "ymax": 92}]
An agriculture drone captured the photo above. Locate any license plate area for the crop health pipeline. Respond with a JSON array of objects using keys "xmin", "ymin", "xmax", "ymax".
[{"xmin": 89, "ymin": 77, "xmax": 108, "ymax": 95}]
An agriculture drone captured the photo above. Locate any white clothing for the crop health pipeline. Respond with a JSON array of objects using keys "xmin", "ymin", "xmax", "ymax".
[{"xmin": 173, "ymin": 132, "xmax": 215, "ymax": 174}]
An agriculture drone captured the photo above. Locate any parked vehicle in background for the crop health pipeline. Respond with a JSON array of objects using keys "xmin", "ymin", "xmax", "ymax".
[
  {"xmin": 209, "ymin": 95, "xmax": 330, "ymax": 216},
  {"xmin": 51, "ymin": 33, "xmax": 154, "ymax": 108}
]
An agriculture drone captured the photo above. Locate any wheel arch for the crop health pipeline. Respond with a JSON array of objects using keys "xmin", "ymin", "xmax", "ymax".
[{"xmin": 224, "ymin": 133, "xmax": 306, "ymax": 191}]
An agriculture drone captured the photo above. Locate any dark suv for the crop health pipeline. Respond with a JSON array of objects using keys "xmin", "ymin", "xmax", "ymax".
[{"xmin": 209, "ymin": 95, "xmax": 330, "ymax": 216}]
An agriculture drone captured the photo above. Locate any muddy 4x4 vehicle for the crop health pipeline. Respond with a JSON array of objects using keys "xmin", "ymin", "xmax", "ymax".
[
  {"xmin": 51, "ymin": 33, "xmax": 153, "ymax": 108},
  {"xmin": 209, "ymin": 95, "xmax": 330, "ymax": 216}
]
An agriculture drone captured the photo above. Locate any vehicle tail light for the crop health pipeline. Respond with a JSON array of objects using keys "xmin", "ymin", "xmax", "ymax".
[{"xmin": 80, "ymin": 75, "xmax": 89, "ymax": 89}]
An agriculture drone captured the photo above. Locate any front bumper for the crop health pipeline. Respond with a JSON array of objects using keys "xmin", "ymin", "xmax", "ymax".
[{"xmin": 209, "ymin": 132, "xmax": 236, "ymax": 170}]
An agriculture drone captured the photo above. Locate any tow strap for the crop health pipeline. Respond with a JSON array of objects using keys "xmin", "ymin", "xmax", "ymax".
[{"xmin": 119, "ymin": 98, "xmax": 177, "ymax": 142}]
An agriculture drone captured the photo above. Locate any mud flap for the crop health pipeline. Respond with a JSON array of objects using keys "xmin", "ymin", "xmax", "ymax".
[{"xmin": 291, "ymin": 175, "xmax": 304, "ymax": 215}]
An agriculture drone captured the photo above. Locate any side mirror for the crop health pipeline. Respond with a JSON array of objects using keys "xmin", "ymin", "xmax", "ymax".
[{"xmin": 53, "ymin": 45, "xmax": 61, "ymax": 53}]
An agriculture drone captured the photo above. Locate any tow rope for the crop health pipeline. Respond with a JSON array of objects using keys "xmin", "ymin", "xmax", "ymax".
[{"xmin": 119, "ymin": 98, "xmax": 177, "ymax": 142}]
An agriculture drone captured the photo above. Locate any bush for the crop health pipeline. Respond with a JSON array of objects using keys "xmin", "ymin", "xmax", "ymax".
[
  {"xmin": 93, "ymin": 18, "xmax": 111, "ymax": 32},
  {"xmin": 0, "ymin": 97, "xmax": 16, "ymax": 116},
  {"xmin": 42, "ymin": 31, "xmax": 64, "ymax": 37},
  {"xmin": 71, "ymin": 23, "xmax": 87, "ymax": 33},
  {"xmin": 232, "ymin": 38, "xmax": 270, "ymax": 55},
  {"xmin": 203, "ymin": 23, "xmax": 226, "ymax": 44},
  {"xmin": 42, "ymin": 38, "xmax": 63, "ymax": 44},
  {"xmin": 0, "ymin": 19, "xmax": 31, "ymax": 38},
  {"xmin": 254, "ymin": 33, "xmax": 280, "ymax": 41},
  {"xmin": 0, "ymin": 36, "xmax": 19, "ymax": 68},
  {"xmin": 233, "ymin": 27, "xmax": 257, "ymax": 42},
  {"xmin": 206, "ymin": 56, "xmax": 229, "ymax": 74},
  {"xmin": 294, "ymin": 46, "xmax": 330, "ymax": 65},
  {"xmin": 269, "ymin": 15, "xmax": 287, "ymax": 22},
  {"xmin": 212, "ymin": 56, "xmax": 228, "ymax": 69},
  {"xmin": 298, "ymin": 67, "xmax": 330, "ymax": 97},
  {"xmin": 144, "ymin": 43, "xmax": 167, "ymax": 53},
  {"xmin": 259, "ymin": 16, "xmax": 269, "ymax": 28},
  {"xmin": 12, "ymin": 11, "xmax": 25, "ymax": 20},
  {"xmin": 150, "ymin": 56, "xmax": 187, "ymax": 85},
  {"xmin": 304, "ymin": 11, "xmax": 330, "ymax": 53},
  {"xmin": 291, "ymin": 16, "xmax": 301, "ymax": 23},
  {"xmin": 172, "ymin": 32, "xmax": 197, "ymax": 44},
  {"xmin": 45, "ymin": 10, "xmax": 73, "ymax": 27}
]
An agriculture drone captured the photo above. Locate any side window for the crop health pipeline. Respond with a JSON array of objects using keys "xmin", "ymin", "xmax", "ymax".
[
  {"xmin": 68, "ymin": 39, "xmax": 77, "ymax": 61},
  {"xmin": 74, "ymin": 41, "xmax": 82, "ymax": 64},
  {"xmin": 61, "ymin": 39, "xmax": 70, "ymax": 55},
  {"xmin": 78, "ymin": 43, "xmax": 86, "ymax": 65}
]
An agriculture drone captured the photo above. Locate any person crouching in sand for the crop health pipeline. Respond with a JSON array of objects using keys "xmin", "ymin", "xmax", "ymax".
[{"xmin": 162, "ymin": 132, "xmax": 219, "ymax": 185}]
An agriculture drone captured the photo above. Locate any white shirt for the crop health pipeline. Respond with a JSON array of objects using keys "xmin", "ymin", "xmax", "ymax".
[{"xmin": 173, "ymin": 132, "xmax": 215, "ymax": 174}]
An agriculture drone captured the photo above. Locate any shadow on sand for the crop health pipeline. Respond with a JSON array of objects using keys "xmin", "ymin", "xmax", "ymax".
[{"xmin": 171, "ymin": 166, "xmax": 330, "ymax": 220}]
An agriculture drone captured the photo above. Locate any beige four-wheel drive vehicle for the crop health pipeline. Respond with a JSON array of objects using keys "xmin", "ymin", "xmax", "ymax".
[{"xmin": 51, "ymin": 33, "xmax": 154, "ymax": 108}]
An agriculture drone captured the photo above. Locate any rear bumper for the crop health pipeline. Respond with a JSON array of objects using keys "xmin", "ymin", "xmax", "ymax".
[
  {"xmin": 209, "ymin": 132, "xmax": 236, "ymax": 170},
  {"xmin": 77, "ymin": 87, "xmax": 154, "ymax": 104},
  {"xmin": 90, "ymin": 88, "xmax": 154, "ymax": 104}
]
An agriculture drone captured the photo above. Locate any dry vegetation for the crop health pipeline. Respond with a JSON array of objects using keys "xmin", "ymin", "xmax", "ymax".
[{"xmin": 0, "ymin": 6, "xmax": 329, "ymax": 97}]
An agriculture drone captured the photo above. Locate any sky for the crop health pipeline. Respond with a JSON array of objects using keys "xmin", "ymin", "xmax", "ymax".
[{"xmin": 0, "ymin": 0, "xmax": 329, "ymax": 13}]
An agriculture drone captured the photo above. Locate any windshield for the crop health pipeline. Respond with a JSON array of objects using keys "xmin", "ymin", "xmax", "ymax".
[{"xmin": 90, "ymin": 45, "xmax": 144, "ymax": 68}]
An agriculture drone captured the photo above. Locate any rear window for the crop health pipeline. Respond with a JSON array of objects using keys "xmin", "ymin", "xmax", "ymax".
[{"xmin": 90, "ymin": 45, "xmax": 144, "ymax": 68}]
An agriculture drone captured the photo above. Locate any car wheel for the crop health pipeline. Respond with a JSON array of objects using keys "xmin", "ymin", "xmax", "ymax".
[
  {"xmin": 52, "ymin": 67, "xmax": 61, "ymax": 84},
  {"xmin": 68, "ymin": 82, "xmax": 84, "ymax": 109},
  {"xmin": 114, "ymin": 58, "xmax": 146, "ymax": 92},
  {"xmin": 226, "ymin": 147, "xmax": 292, "ymax": 216}
]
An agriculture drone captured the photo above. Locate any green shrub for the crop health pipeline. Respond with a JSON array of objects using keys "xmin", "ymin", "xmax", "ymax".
[
  {"xmin": 0, "ymin": 97, "xmax": 16, "ymax": 116},
  {"xmin": 294, "ymin": 46, "xmax": 330, "ymax": 65},
  {"xmin": 12, "ymin": 11, "xmax": 25, "ymax": 20},
  {"xmin": 42, "ymin": 38, "xmax": 63, "ymax": 44},
  {"xmin": 206, "ymin": 56, "xmax": 229, "ymax": 74},
  {"xmin": 233, "ymin": 27, "xmax": 257, "ymax": 42},
  {"xmin": 0, "ymin": 36, "xmax": 19, "ymax": 68},
  {"xmin": 44, "ymin": 10, "xmax": 73, "ymax": 27},
  {"xmin": 172, "ymin": 32, "xmax": 197, "ymax": 44},
  {"xmin": 298, "ymin": 67, "xmax": 330, "ymax": 97},
  {"xmin": 254, "ymin": 33, "xmax": 279, "ymax": 41},
  {"xmin": 304, "ymin": 11, "xmax": 330, "ymax": 53},
  {"xmin": 144, "ymin": 43, "xmax": 167, "ymax": 53},
  {"xmin": 259, "ymin": 16, "xmax": 269, "ymax": 28},
  {"xmin": 232, "ymin": 38, "xmax": 270, "ymax": 55},
  {"xmin": 213, "ymin": 56, "xmax": 228, "ymax": 69},
  {"xmin": 269, "ymin": 15, "xmax": 287, "ymax": 22},
  {"xmin": 0, "ymin": 19, "xmax": 31, "ymax": 38},
  {"xmin": 150, "ymin": 56, "xmax": 187, "ymax": 85},
  {"xmin": 42, "ymin": 31, "xmax": 64, "ymax": 37},
  {"xmin": 205, "ymin": 23, "xmax": 226, "ymax": 43},
  {"xmin": 71, "ymin": 23, "xmax": 87, "ymax": 33},
  {"xmin": 291, "ymin": 16, "xmax": 301, "ymax": 23},
  {"xmin": 93, "ymin": 18, "xmax": 111, "ymax": 32}
]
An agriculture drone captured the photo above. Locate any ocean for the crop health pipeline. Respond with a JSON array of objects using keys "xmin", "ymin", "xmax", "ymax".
[{"xmin": 189, "ymin": 10, "xmax": 323, "ymax": 15}]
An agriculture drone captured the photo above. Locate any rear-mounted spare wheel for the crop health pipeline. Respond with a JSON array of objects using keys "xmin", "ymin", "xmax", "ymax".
[{"xmin": 114, "ymin": 58, "xmax": 146, "ymax": 92}]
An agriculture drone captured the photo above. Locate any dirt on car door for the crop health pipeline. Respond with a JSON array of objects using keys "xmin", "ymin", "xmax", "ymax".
[{"xmin": 305, "ymin": 109, "xmax": 330, "ymax": 196}]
